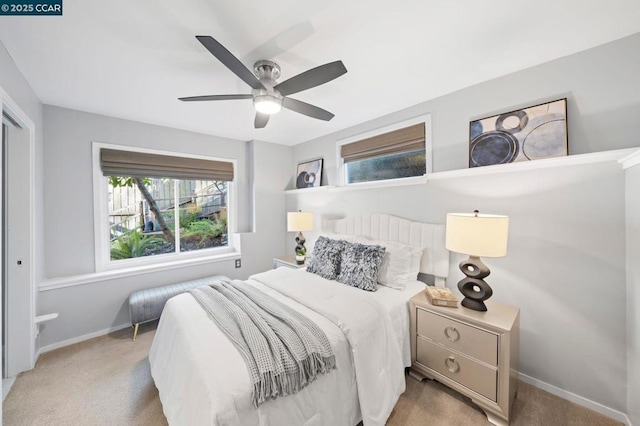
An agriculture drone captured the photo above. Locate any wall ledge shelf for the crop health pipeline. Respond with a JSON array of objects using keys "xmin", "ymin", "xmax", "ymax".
[
  {"xmin": 428, "ymin": 147, "xmax": 640, "ymax": 180},
  {"xmin": 619, "ymin": 148, "xmax": 640, "ymax": 170},
  {"xmin": 35, "ymin": 313, "xmax": 58, "ymax": 324},
  {"xmin": 285, "ymin": 148, "xmax": 640, "ymax": 195},
  {"xmin": 284, "ymin": 186, "xmax": 335, "ymax": 195},
  {"xmin": 35, "ymin": 313, "xmax": 59, "ymax": 338}
]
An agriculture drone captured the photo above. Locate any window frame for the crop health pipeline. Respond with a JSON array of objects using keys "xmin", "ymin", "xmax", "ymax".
[
  {"xmin": 92, "ymin": 142, "xmax": 238, "ymax": 272},
  {"xmin": 336, "ymin": 114, "xmax": 433, "ymax": 187}
]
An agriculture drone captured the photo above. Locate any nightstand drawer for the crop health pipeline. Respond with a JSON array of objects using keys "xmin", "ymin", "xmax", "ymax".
[
  {"xmin": 416, "ymin": 308, "xmax": 497, "ymax": 366},
  {"xmin": 416, "ymin": 336, "xmax": 497, "ymax": 402}
]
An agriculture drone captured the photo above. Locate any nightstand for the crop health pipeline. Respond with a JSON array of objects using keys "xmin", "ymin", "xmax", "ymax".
[
  {"xmin": 273, "ymin": 255, "xmax": 307, "ymax": 269},
  {"xmin": 409, "ymin": 292, "xmax": 520, "ymax": 426}
]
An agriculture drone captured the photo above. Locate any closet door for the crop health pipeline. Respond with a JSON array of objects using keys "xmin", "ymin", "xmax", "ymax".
[{"xmin": 3, "ymin": 117, "xmax": 33, "ymax": 377}]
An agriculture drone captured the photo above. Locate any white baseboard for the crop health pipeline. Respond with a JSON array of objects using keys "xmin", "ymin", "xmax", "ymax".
[
  {"xmin": 35, "ymin": 323, "xmax": 131, "ymax": 360},
  {"xmin": 518, "ymin": 372, "xmax": 632, "ymax": 425}
]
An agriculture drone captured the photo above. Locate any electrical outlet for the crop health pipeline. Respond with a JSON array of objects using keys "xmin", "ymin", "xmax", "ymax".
[{"xmin": 235, "ymin": 259, "xmax": 241, "ymax": 268}]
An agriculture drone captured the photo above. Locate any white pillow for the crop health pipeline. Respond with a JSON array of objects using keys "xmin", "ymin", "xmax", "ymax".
[
  {"xmin": 366, "ymin": 239, "xmax": 423, "ymax": 290},
  {"xmin": 408, "ymin": 246, "xmax": 424, "ymax": 278}
]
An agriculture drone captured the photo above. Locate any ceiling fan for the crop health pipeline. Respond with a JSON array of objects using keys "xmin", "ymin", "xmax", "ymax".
[{"xmin": 179, "ymin": 36, "xmax": 348, "ymax": 129}]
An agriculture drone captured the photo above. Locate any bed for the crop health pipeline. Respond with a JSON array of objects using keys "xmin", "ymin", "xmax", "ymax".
[{"xmin": 149, "ymin": 213, "xmax": 449, "ymax": 426}]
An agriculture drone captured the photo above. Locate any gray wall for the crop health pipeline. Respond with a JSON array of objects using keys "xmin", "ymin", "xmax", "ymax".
[
  {"xmin": 626, "ymin": 164, "xmax": 640, "ymax": 426},
  {"xmin": 286, "ymin": 161, "xmax": 628, "ymax": 412},
  {"xmin": 240, "ymin": 140, "xmax": 293, "ymax": 273},
  {"xmin": 38, "ymin": 106, "xmax": 291, "ymax": 347},
  {"xmin": 42, "ymin": 106, "xmax": 257, "ymax": 277},
  {"xmin": 288, "ymin": 34, "xmax": 640, "ymax": 414},
  {"xmin": 294, "ymin": 33, "xmax": 640, "ymax": 185}
]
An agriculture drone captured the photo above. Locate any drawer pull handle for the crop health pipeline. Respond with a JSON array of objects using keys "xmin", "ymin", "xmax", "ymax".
[
  {"xmin": 444, "ymin": 326, "xmax": 460, "ymax": 342},
  {"xmin": 445, "ymin": 356, "xmax": 460, "ymax": 374}
]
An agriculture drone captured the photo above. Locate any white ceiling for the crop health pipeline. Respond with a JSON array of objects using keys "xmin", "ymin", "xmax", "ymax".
[{"xmin": 1, "ymin": 0, "xmax": 639, "ymax": 146}]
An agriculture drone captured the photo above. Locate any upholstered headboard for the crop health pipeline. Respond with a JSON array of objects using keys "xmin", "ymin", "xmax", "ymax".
[{"xmin": 325, "ymin": 213, "xmax": 449, "ymax": 286}]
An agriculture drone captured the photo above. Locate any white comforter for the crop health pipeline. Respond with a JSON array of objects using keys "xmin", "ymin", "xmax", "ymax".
[
  {"xmin": 252, "ymin": 268, "xmax": 405, "ymax": 426},
  {"xmin": 149, "ymin": 268, "xmax": 423, "ymax": 426}
]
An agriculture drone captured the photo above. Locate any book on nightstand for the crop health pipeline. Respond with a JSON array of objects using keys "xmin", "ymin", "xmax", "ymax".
[{"xmin": 425, "ymin": 286, "xmax": 459, "ymax": 308}]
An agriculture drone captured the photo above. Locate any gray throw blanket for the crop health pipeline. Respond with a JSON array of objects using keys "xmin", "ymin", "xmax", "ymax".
[{"xmin": 189, "ymin": 279, "xmax": 336, "ymax": 407}]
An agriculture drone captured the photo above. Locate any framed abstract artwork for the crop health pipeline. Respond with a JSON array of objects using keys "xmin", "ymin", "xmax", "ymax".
[
  {"xmin": 296, "ymin": 158, "xmax": 323, "ymax": 189},
  {"xmin": 469, "ymin": 98, "xmax": 568, "ymax": 168}
]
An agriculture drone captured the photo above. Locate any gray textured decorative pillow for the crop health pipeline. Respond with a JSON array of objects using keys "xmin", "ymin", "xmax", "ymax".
[
  {"xmin": 337, "ymin": 242, "xmax": 386, "ymax": 291},
  {"xmin": 306, "ymin": 236, "xmax": 349, "ymax": 280}
]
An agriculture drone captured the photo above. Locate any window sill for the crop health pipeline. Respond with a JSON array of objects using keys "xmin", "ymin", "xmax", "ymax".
[{"xmin": 39, "ymin": 251, "xmax": 241, "ymax": 292}]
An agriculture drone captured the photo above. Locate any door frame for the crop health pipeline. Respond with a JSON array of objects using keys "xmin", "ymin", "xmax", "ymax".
[{"xmin": 1, "ymin": 86, "xmax": 36, "ymax": 374}]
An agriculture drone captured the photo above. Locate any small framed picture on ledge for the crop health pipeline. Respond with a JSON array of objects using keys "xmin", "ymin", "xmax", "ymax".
[{"xmin": 296, "ymin": 158, "xmax": 323, "ymax": 189}]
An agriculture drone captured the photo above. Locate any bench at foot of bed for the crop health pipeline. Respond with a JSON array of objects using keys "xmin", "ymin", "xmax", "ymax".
[{"xmin": 128, "ymin": 274, "xmax": 229, "ymax": 341}]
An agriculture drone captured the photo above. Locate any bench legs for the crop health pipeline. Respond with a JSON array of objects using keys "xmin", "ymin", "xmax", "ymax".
[{"xmin": 132, "ymin": 323, "xmax": 140, "ymax": 342}]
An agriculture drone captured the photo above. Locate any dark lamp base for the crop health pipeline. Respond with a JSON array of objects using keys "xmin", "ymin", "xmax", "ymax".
[
  {"xmin": 457, "ymin": 256, "xmax": 493, "ymax": 312},
  {"xmin": 294, "ymin": 232, "xmax": 307, "ymax": 261},
  {"xmin": 460, "ymin": 296, "xmax": 489, "ymax": 312}
]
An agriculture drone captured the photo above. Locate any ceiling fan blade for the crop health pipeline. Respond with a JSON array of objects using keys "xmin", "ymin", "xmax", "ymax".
[
  {"xmin": 282, "ymin": 98, "xmax": 335, "ymax": 121},
  {"xmin": 254, "ymin": 112, "xmax": 270, "ymax": 128},
  {"xmin": 196, "ymin": 36, "xmax": 265, "ymax": 91},
  {"xmin": 178, "ymin": 94, "xmax": 253, "ymax": 102},
  {"xmin": 274, "ymin": 60, "xmax": 347, "ymax": 97}
]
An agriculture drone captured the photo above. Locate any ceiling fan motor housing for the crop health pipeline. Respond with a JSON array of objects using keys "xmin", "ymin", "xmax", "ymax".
[{"xmin": 253, "ymin": 60, "xmax": 281, "ymax": 81}]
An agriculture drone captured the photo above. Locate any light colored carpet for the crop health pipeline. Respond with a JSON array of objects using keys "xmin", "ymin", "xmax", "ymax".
[
  {"xmin": 3, "ymin": 322, "xmax": 622, "ymax": 426},
  {"xmin": 3, "ymin": 322, "xmax": 167, "ymax": 426}
]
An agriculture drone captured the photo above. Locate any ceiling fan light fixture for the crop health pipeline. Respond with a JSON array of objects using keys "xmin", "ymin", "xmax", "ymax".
[{"xmin": 254, "ymin": 95, "xmax": 282, "ymax": 115}]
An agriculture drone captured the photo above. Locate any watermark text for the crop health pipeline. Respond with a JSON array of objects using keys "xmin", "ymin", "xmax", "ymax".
[{"xmin": 0, "ymin": 1, "xmax": 62, "ymax": 15}]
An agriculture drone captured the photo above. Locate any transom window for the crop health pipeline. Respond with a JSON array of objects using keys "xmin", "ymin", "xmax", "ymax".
[
  {"xmin": 94, "ymin": 145, "xmax": 236, "ymax": 269},
  {"xmin": 339, "ymin": 115, "xmax": 431, "ymax": 185}
]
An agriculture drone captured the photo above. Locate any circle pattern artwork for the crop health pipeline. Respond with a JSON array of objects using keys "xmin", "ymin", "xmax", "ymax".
[
  {"xmin": 495, "ymin": 110, "xmax": 528, "ymax": 134},
  {"xmin": 469, "ymin": 130, "xmax": 519, "ymax": 167},
  {"xmin": 296, "ymin": 171, "xmax": 316, "ymax": 188},
  {"xmin": 522, "ymin": 120, "xmax": 567, "ymax": 160},
  {"xmin": 468, "ymin": 99, "xmax": 567, "ymax": 168}
]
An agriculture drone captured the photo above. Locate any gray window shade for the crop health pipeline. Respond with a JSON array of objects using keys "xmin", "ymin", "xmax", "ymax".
[
  {"xmin": 100, "ymin": 148, "xmax": 234, "ymax": 181},
  {"xmin": 341, "ymin": 123, "xmax": 425, "ymax": 163}
]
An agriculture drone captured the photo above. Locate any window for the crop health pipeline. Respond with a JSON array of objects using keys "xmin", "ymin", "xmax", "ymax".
[
  {"xmin": 94, "ymin": 145, "xmax": 236, "ymax": 269},
  {"xmin": 339, "ymin": 115, "xmax": 431, "ymax": 185},
  {"xmin": 345, "ymin": 150, "xmax": 426, "ymax": 184}
]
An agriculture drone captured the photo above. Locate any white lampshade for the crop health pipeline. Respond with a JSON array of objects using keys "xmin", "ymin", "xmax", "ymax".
[
  {"xmin": 287, "ymin": 212, "xmax": 314, "ymax": 232},
  {"xmin": 446, "ymin": 212, "xmax": 509, "ymax": 257}
]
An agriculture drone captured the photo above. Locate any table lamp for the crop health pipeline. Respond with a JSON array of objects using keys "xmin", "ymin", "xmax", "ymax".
[
  {"xmin": 445, "ymin": 210, "xmax": 509, "ymax": 311},
  {"xmin": 287, "ymin": 211, "xmax": 313, "ymax": 264}
]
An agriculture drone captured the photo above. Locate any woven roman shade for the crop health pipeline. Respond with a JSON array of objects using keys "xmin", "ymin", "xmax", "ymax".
[
  {"xmin": 100, "ymin": 148, "xmax": 234, "ymax": 181},
  {"xmin": 341, "ymin": 123, "xmax": 425, "ymax": 163}
]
